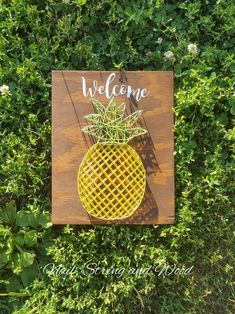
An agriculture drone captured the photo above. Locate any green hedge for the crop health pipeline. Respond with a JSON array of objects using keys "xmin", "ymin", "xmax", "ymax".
[{"xmin": 0, "ymin": 0, "xmax": 234, "ymax": 313}]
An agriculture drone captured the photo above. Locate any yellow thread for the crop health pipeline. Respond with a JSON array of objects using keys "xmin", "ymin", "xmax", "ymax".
[{"xmin": 78, "ymin": 144, "xmax": 146, "ymax": 220}]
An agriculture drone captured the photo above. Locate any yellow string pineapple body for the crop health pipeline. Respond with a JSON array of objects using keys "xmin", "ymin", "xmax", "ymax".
[{"xmin": 78, "ymin": 99, "xmax": 147, "ymax": 220}]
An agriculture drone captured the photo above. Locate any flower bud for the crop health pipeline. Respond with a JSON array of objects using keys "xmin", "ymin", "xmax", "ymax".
[
  {"xmin": 188, "ymin": 43, "xmax": 197, "ymax": 54},
  {"xmin": 0, "ymin": 84, "xmax": 10, "ymax": 96},
  {"xmin": 164, "ymin": 51, "xmax": 174, "ymax": 61}
]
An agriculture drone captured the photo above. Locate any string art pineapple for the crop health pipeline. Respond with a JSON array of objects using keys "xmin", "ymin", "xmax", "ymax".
[{"xmin": 77, "ymin": 98, "xmax": 147, "ymax": 220}]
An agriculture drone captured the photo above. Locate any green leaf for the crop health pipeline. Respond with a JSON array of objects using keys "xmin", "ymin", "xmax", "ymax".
[
  {"xmin": 0, "ymin": 249, "xmax": 11, "ymax": 266},
  {"xmin": 14, "ymin": 232, "xmax": 25, "ymax": 247},
  {"xmin": 23, "ymin": 230, "xmax": 37, "ymax": 247},
  {"xmin": 20, "ymin": 251, "xmax": 35, "ymax": 268},
  {"xmin": 0, "ymin": 201, "xmax": 16, "ymax": 224},
  {"xmin": 13, "ymin": 251, "xmax": 35, "ymax": 270},
  {"xmin": 75, "ymin": 0, "xmax": 87, "ymax": 5},
  {"xmin": 16, "ymin": 211, "xmax": 29, "ymax": 227},
  {"xmin": 37, "ymin": 213, "xmax": 51, "ymax": 228},
  {"xmin": 28, "ymin": 212, "xmax": 40, "ymax": 228},
  {"xmin": 20, "ymin": 263, "xmax": 38, "ymax": 287},
  {"xmin": 6, "ymin": 276, "xmax": 23, "ymax": 292},
  {"xmin": 229, "ymin": 97, "xmax": 235, "ymax": 115}
]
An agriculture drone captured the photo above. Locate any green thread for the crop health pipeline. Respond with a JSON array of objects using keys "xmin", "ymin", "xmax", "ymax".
[{"xmin": 82, "ymin": 98, "xmax": 147, "ymax": 145}]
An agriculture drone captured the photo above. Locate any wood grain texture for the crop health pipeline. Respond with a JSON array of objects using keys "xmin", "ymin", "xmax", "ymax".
[{"xmin": 52, "ymin": 71, "xmax": 174, "ymax": 225}]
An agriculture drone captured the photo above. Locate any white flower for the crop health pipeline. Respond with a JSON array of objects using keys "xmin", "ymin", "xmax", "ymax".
[
  {"xmin": 164, "ymin": 51, "xmax": 174, "ymax": 61},
  {"xmin": 188, "ymin": 43, "xmax": 197, "ymax": 54},
  {"xmin": 0, "ymin": 84, "xmax": 10, "ymax": 96},
  {"xmin": 157, "ymin": 37, "xmax": 163, "ymax": 44}
]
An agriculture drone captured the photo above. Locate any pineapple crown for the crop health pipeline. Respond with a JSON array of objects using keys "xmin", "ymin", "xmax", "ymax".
[{"xmin": 82, "ymin": 98, "xmax": 148, "ymax": 145}]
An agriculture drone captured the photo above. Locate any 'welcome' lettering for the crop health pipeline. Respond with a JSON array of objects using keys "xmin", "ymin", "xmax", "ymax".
[{"xmin": 81, "ymin": 72, "xmax": 150, "ymax": 101}]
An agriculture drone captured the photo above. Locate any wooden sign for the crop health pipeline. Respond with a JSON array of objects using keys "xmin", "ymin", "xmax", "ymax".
[{"xmin": 52, "ymin": 71, "xmax": 174, "ymax": 224}]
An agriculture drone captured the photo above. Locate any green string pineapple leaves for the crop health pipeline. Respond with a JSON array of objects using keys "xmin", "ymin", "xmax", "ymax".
[{"xmin": 82, "ymin": 98, "xmax": 148, "ymax": 145}]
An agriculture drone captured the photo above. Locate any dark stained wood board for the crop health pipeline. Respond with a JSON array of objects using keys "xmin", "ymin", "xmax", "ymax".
[{"xmin": 52, "ymin": 71, "xmax": 174, "ymax": 224}]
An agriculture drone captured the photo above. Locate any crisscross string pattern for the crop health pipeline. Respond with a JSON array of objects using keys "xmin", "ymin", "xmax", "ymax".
[{"xmin": 78, "ymin": 144, "xmax": 146, "ymax": 220}]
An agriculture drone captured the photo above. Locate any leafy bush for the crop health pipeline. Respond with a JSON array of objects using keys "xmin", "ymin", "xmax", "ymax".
[{"xmin": 0, "ymin": 0, "xmax": 234, "ymax": 313}]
